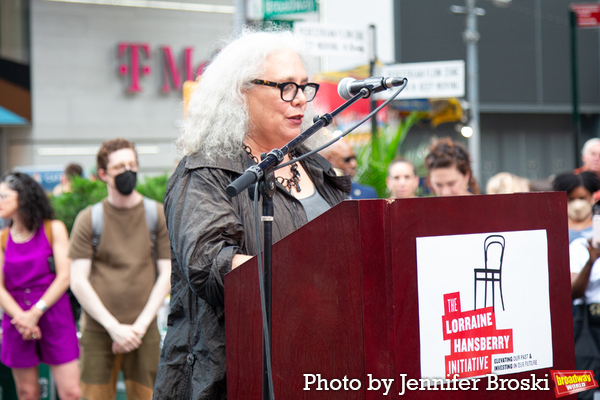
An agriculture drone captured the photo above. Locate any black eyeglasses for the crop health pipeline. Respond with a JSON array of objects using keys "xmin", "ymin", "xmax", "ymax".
[{"xmin": 251, "ymin": 79, "xmax": 319, "ymax": 102}]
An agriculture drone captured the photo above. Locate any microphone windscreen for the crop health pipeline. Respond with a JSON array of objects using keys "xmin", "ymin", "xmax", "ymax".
[{"xmin": 337, "ymin": 77, "xmax": 356, "ymax": 100}]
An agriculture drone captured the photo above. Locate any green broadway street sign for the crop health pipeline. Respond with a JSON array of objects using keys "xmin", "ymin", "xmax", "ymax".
[{"xmin": 264, "ymin": 0, "xmax": 317, "ymax": 18}]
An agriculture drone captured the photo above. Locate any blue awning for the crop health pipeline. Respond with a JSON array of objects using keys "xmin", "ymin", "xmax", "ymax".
[{"xmin": 0, "ymin": 105, "xmax": 28, "ymax": 125}]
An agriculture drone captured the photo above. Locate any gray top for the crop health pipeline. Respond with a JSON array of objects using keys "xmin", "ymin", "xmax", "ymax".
[{"xmin": 299, "ymin": 188, "xmax": 331, "ymax": 221}]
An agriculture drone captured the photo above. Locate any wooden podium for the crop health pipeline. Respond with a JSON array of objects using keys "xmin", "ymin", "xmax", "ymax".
[{"xmin": 225, "ymin": 193, "xmax": 575, "ymax": 399}]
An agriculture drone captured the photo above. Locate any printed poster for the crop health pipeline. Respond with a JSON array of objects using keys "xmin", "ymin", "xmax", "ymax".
[{"xmin": 416, "ymin": 229, "xmax": 553, "ymax": 380}]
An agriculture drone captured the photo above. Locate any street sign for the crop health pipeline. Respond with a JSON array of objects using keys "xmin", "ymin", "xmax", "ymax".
[
  {"xmin": 376, "ymin": 60, "xmax": 465, "ymax": 100},
  {"xmin": 267, "ymin": 0, "xmax": 317, "ymax": 18},
  {"xmin": 570, "ymin": 3, "xmax": 600, "ymax": 28},
  {"xmin": 294, "ymin": 22, "xmax": 367, "ymax": 57},
  {"xmin": 247, "ymin": 0, "xmax": 317, "ymax": 19}
]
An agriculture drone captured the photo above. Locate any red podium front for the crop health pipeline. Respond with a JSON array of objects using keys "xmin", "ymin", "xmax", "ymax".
[{"xmin": 225, "ymin": 193, "xmax": 575, "ymax": 399}]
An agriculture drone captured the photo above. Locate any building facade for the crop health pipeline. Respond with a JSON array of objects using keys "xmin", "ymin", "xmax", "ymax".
[{"xmin": 0, "ymin": 0, "xmax": 234, "ymax": 180}]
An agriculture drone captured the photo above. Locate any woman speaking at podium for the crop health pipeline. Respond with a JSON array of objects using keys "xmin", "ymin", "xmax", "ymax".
[{"xmin": 153, "ymin": 29, "xmax": 349, "ymax": 399}]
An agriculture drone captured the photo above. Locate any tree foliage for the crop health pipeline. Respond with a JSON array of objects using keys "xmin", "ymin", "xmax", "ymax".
[{"xmin": 355, "ymin": 111, "xmax": 425, "ymax": 197}]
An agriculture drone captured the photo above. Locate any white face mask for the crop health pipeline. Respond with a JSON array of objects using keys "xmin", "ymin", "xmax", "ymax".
[{"xmin": 568, "ymin": 198, "xmax": 593, "ymax": 222}]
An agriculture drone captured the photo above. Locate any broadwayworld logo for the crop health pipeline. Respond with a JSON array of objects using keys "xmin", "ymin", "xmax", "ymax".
[{"xmin": 551, "ymin": 370, "xmax": 598, "ymax": 397}]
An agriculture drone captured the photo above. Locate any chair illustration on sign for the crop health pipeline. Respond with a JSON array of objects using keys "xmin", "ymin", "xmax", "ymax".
[{"xmin": 474, "ymin": 235, "xmax": 505, "ymax": 312}]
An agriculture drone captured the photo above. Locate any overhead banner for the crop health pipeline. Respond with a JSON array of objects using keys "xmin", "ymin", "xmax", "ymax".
[
  {"xmin": 377, "ymin": 60, "xmax": 465, "ymax": 100},
  {"xmin": 294, "ymin": 22, "xmax": 367, "ymax": 58},
  {"xmin": 416, "ymin": 230, "xmax": 553, "ymax": 381}
]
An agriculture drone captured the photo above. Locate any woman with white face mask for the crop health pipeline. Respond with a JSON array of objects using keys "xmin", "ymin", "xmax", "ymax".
[{"xmin": 552, "ymin": 171, "xmax": 600, "ymax": 243}]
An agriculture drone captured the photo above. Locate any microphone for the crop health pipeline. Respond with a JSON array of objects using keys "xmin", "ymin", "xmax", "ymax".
[{"xmin": 337, "ymin": 76, "xmax": 407, "ymax": 100}]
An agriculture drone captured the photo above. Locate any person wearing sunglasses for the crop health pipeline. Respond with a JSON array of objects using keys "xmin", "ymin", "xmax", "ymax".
[
  {"xmin": 320, "ymin": 138, "xmax": 379, "ymax": 199},
  {"xmin": 153, "ymin": 29, "xmax": 350, "ymax": 399}
]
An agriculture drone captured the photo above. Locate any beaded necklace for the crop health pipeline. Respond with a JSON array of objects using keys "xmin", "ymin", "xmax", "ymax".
[{"xmin": 242, "ymin": 144, "xmax": 302, "ymax": 194}]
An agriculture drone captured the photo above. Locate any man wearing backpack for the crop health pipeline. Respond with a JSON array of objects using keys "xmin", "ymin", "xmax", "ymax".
[{"xmin": 69, "ymin": 138, "xmax": 171, "ymax": 400}]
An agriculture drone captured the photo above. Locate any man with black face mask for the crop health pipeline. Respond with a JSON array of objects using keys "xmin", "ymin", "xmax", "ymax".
[{"xmin": 69, "ymin": 138, "xmax": 172, "ymax": 400}]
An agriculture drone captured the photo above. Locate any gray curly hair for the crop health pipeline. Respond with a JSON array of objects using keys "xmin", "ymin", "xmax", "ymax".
[{"xmin": 177, "ymin": 28, "xmax": 320, "ymax": 160}]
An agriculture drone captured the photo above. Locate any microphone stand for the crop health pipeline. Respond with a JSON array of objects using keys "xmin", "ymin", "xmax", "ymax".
[{"xmin": 227, "ymin": 86, "xmax": 374, "ymax": 400}]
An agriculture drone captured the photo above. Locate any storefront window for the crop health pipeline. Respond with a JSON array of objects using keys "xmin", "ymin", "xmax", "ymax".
[{"xmin": 0, "ymin": 0, "xmax": 31, "ymax": 125}]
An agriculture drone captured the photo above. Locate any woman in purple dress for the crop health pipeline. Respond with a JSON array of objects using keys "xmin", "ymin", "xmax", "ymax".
[{"xmin": 0, "ymin": 173, "xmax": 80, "ymax": 400}]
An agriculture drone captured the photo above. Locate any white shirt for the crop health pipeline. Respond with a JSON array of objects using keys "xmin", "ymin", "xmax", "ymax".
[{"xmin": 570, "ymin": 237, "xmax": 600, "ymax": 303}]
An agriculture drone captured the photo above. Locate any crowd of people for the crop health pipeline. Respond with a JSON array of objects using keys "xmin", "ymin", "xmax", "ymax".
[
  {"xmin": 0, "ymin": 139, "xmax": 171, "ymax": 400},
  {"xmin": 0, "ymin": 28, "xmax": 598, "ymax": 400}
]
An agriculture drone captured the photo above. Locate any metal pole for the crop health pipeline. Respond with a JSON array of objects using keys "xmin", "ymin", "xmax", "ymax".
[
  {"xmin": 233, "ymin": 0, "xmax": 246, "ymax": 34},
  {"xmin": 570, "ymin": 11, "xmax": 582, "ymax": 168},
  {"xmin": 368, "ymin": 24, "xmax": 378, "ymax": 140},
  {"xmin": 465, "ymin": 0, "xmax": 481, "ymax": 183},
  {"xmin": 0, "ymin": 129, "xmax": 7, "ymax": 176},
  {"xmin": 319, "ymin": 0, "xmax": 328, "ymax": 72},
  {"xmin": 262, "ymin": 191, "xmax": 274, "ymax": 400}
]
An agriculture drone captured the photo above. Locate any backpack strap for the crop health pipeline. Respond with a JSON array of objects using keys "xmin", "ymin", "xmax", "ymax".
[
  {"xmin": 90, "ymin": 201, "xmax": 104, "ymax": 258},
  {"xmin": 89, "ymin": 198, "xmax": 158, "ymax": 271},
  {"xmin": 43, "ymin": 219, "xmax": 53, "ymax": 248},
  {"xmin": 0, "ymin": 228, "xmax": 7, "ymax": 253},
  {"xmin": 43, "ymin": 219, "xmax": 57, "ymax": 274},
  {"xmin": 142, "ymin": 197, "xmax": 158, "ymax": 270}
]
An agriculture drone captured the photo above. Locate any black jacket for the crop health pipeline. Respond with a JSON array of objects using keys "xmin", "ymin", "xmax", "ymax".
[{"xmin": 153, "ymin": 148, "xmax": 350, "ymax": 400}]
